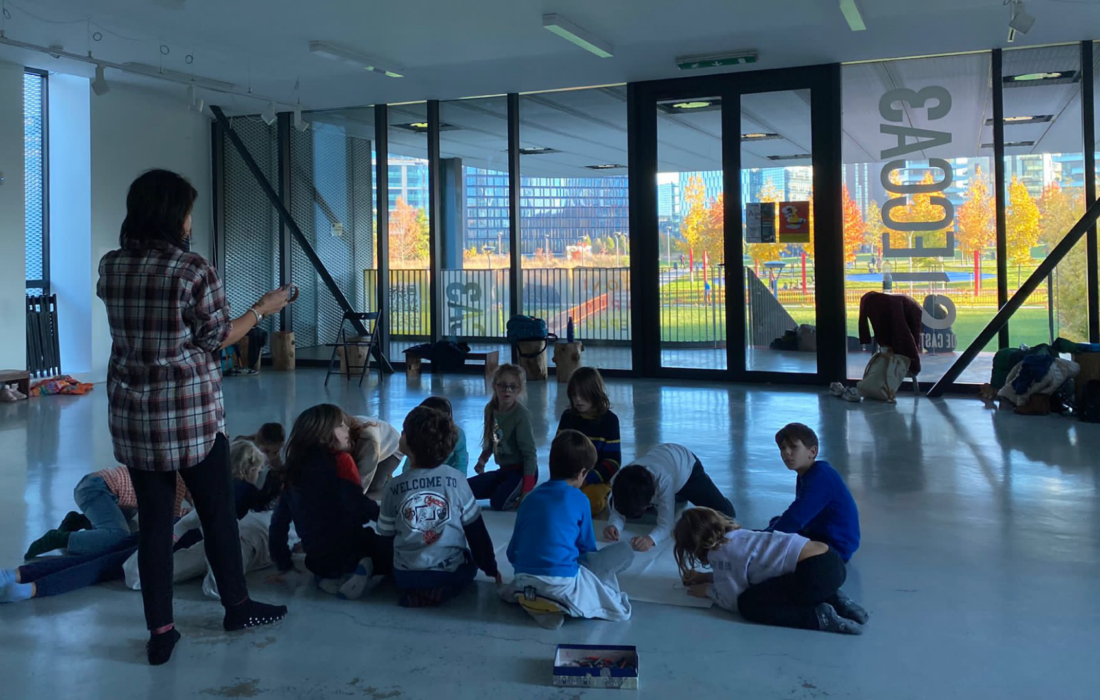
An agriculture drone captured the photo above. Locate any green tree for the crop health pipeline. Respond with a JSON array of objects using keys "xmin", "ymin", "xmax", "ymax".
[
  {"xmin": 1038, "ymin": 181, "xmax": 1088, "ymax": 341},
  {"xmin": 389, "ymin": 197, "xmax": 429, "ymax": 266},
  {"xmin": 864, "ymin": 200, "xmax": 884, "ymax": 256},
  {"xmin": 680, "ymin": 175, "xmax": 707, "ymax": 281},
  {"xmin": 956, "ymin": 165, "xmax": 995, "ymax": 258}
]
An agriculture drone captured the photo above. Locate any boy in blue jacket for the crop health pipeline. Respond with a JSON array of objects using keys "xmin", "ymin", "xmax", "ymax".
[
  {"xmin": 502, "ymin": 430, "xmax": 634, "ymax": 629},
  {"xmin": 766, "ymin": 423, "xmax": 860, "ymax": 562}
]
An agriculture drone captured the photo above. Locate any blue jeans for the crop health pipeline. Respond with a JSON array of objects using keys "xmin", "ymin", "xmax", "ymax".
[
  {"xmin": 393, "ymin": 552, "xmax": 477, "ymax": 605},
  {"xmin": 467, "ymin": 469, "xmax": 522, "ymax": 511},
  {"xmin": 19, "ymin": 535, "xmax": 138, "ymax": 597},
  {"xmin": 66, "ymin": 475, "xmax": 135, "ymax": 556}
]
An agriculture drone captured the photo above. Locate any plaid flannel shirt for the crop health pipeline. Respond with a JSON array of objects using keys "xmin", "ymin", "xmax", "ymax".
[
  {"xmin": 95, "ymin": 465, "xmax": 190, "ymax": 516},
  {"xmin": 97, "ymin": 244, "xmax": 232, "ymax": 472}
]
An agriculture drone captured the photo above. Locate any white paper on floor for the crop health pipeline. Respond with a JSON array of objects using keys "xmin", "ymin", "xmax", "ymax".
[{"xmin": 475, "ymin": 510, "xmax": 712, "ymax": 609}]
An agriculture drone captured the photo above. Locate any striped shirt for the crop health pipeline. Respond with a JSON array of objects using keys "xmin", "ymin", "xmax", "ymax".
[
  {"xmin": 97, "ymin": 244, "xmax": 232, "ymax": 472},
  {"xmin": 556, "ymin": 408, "xmax": 622, "ymax": 483}
]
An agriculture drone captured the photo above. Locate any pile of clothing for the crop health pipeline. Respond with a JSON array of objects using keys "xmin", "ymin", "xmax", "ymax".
[
  {"xmin": 29, "ymin": 375, "xmax": 94, "ymax": 397},
  {"xmin": 987, "ymin": 338, "xmax": 1100, "ymax": 416}
]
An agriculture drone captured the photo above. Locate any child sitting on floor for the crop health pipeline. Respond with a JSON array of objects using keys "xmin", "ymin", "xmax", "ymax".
[
  {"xmin": 501, "ymin": 430, "xmax": 634, "ymax": 629},
  {"xmin": 377, "ymin": 406, "xmax": 499, "ymax": 607},
  {"xmin": 605, "ymin": 443, "xmax": 735, "ymax": 552},
  {"xmin": 2, "ymin": 441, "xmax": 272, "ymax": 604},
  {"xmin": 470, "ymin": 364, "xmax": 538, "ymax": 510},
  {"xmin": 268, "ymin": 404, "xmax": 391, "ymax": 600},
  {"xmin": 764, "ymin": 423, "xmax": 860, "ymax": 562},
  {"xmin": 673, "ymin": 507, "xmax": 868, "ymax": 635},
  {"xmin": 418, "ymin": 396, "xmax": 468, "ymax": 472},
  {"xmin": 555, "ymin": 367, "xmax": 621, "ymax": 515},
  {"xmin": 24, "ymin": 466, "xmax": 189, "ymax": 559},
  {"xmin": 235, "ymin": 422, "xmax": 286, "ymax": 471}
]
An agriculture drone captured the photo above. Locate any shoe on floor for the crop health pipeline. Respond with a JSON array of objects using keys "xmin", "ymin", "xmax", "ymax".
[
  {"xmin": 829, "ymin": 381, "xmax": 845, "ymax": 397},
  {"xmin": 223, "ymin": 599, "xmax": 288, "ymax": 632},
  {"xmin": 147, "ymin": 628, "xmax": 181, "ymax": 666},
  {"xmin": 830, "ymin": 590, "xmax": 870, "ymax": 624},
  {"xmin": 842, "ymin": 387, "xmax": 863, "ymax": 403},
  {"xmin": 815, "ymin": 602, "xmax": 864, "ymax": 635}
]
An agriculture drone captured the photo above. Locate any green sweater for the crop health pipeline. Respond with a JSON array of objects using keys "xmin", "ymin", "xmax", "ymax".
[{"xmin": 493, "ymin": 402, "xmax": 538, "ymax": 492}]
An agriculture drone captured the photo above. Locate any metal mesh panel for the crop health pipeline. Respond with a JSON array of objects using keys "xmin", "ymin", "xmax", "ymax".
[
  {"xmin": 24, "ymin": 72, "xmax": 45, "ymax": 284},
  {"xmin": 288, "ymin": 126, "xmax": 373, "ymax": 348},
  {"xmin": 222, "ymin": 119, "xmax": 280, "ymax": 335}
]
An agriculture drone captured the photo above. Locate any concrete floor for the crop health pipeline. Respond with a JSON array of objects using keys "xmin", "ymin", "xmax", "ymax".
[{"xmin": 2, "ymin": 370, "xmax": 1099, "ymax": 699}]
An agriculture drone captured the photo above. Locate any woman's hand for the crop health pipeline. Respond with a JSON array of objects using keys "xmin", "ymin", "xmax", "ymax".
[
  {"xmin": 254, "ymin": 287, "xmax": 293, "ymax": 318},
  {"xmin": 687, "ymin": 583, "xmax": 711, "ymax": 599},
  {"xmin": 682, "ymin": 570, "xmax": 713, "ymax": 586},
  {"xmin": 474, "ymin": 459, "xmax": 487, "ymax": 475}
]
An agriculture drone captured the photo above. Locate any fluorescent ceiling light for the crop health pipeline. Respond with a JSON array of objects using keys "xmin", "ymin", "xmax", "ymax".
[
  {"xmin": 519, "ymin": 147, "xmax": 559, "ymax": 155},
  {"xmin": 767, "ymin": 154, "xmax": 812, "ymax": 161},
  {"xmin": 981, "ymin": 140, "xmax": 1036, "ymax": 148},
  {"xmin": 309, "ymin": 41, "xmax": 403, "ymax": 77},
  {"xmin": 839, "ymin": 0, "xmax": 866, "ymax": 31},
  {"xmin": 585, "ymin": 164, "xmax": 626, "ymax": 170},
  {"xmin": 542, "ymin": 14, "xmax": 613, "ymax": 58},
  {"xmin": 658, "ymin": 98, "xmax": 722, "ymax": 115},
  {"xmin": 673, "ymin": 101, "xmax": 711, "ymax": 110},
  {"xmin": 1003, "ymin": 71, "xmax": 1078, "ymax": 86},
  {"xmin": 985, "ymin": 114, "xmax": 1052, "ymax": 125},
  {"xmin": 123, "ymin": 63, "xmax": 236, "ymax": 91},
  {"xmin": 741, "ymin": 132, "xmax": 780, "ymax": 141},
  {"xmin": 393, "ymin": 122, "xmax": 459, "ymax": 133},
  {"xmin": 92, "ymin": 64, "xmax": 110, "ymax": 96}
]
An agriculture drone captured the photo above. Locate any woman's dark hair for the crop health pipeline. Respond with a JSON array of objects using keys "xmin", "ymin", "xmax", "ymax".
[{"xmin": 120, "ymin": 169, "xmax": 198, "ymax": 250}]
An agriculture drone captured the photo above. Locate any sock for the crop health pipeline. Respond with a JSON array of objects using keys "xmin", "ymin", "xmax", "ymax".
[
  {"xmin": 337, "ymin": 558, "xmax": 376, "ymax": 600},
  {"xmin": 24, "ymin": 529, "xmax": 70, "ymax": 559},
  {"xmin": 814, "ymin": 602, "xmax": 863, "ymax": 635},
  {"xmin": 147, "ymin": 628, "xmax": 181, "ymax": 666},
  {"xmin": 1, "ymin": 569, "xmax": 16, "ymax": 586},
  {"xmin": 829, "ymin": 590, "xmax": 870, "ymax": 624},
  {"xmin": 0, "ymin": 581, "xmax": 35, "ymax": 603},
  {"xmin": 316, "ymin": 575, "xmax": 350, "ymax": 596},
  {"xmin": 59, "ymin": 511, "xmax": 92, "ymax": 533},
  {"xmin": 223, "ymin": 599, "xmax": 288, "ymax": 632}
]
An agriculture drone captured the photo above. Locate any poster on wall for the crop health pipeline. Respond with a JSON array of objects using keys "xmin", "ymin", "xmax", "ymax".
[
  {"xmin": 746, "ymin": 202, "xmax": 776, "ymax": 243},
  {"xmin": 779, "ymin": 201, "xmax": 810, "ymax": 243}
]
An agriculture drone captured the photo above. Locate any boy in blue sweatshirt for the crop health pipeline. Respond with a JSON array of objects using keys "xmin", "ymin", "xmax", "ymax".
[
  {"xmin": 766, "ymin": 423, "xmax": 861, "ymax": 562},
  {"xmin": 502, "ymin": 430, "xmax": 634, "ymax": 629}
]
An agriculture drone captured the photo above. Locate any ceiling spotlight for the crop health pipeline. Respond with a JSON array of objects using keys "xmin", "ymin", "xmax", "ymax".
[
  {"xmin": 542, "ymin": 14, "xmax": 613, "ymax": 58},
  {"xmin": 1007, "ymin": 0, "xmax": 1035, "ymax": 43},
  {"xmin": 309, "ymin": 41, "xmax": 403, "ymax": 77},
  {"xmin": 261, "ymin": 101, "xmax": 277, "ymax": 126},
  {"xmin": 91, "ymin": 64, "xmax": 110, "ymax": 96}
]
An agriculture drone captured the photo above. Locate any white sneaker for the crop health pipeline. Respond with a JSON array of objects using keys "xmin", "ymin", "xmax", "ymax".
[
  {"xmin": 829, "ymin": 382, "xmax": 845, "ymax": 397},
  {"xmin": 842, "ymin": 387, "xmax": 863, "ymax": 403}
]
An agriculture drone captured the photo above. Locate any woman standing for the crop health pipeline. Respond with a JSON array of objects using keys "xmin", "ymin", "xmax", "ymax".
[{"xmin": 97, "ymin": 169, "xmax": 290, "ymax": 665}]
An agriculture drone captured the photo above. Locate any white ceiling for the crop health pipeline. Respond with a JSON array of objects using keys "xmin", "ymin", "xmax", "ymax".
[
  {"xmin": 2, "ymin": 0, "xmax": 1098, "ymax": 113},
  {"xmin": 2, "ymin": 1, "xmax": 1097, "ymax": 178}
]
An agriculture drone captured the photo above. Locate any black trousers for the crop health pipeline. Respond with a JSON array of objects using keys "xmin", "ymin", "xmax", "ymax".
[
  {"xmin": 675, "ymin": 457, "xmax": 736, "ymax": 519},
  {"xmin": 129, "ymin": 434, "xmax": 247, "ymax": 630},
  {"xmin": 737, "ymin": 549, "xmax": 847, "ymax": 630},
  {"xmin": 304, "ymin": 527, "xmax": 395, "ymax": 580}
]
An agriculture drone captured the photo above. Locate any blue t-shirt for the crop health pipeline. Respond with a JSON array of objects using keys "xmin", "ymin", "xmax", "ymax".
[
  {"xmin": 769, "ymin": 460, "xmax": 860, "ymax": 562},
  {"xmin": 507, "ymin": 480, "xmax": 596, "ymax": 577}
]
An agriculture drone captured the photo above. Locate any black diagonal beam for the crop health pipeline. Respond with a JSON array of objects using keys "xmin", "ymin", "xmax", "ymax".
[
  {"xmin": 212, "ymin": 106, "xmax": 392, "ymax": 374},
  {"xmin": 929, "ymin": 195, "xmax": 1100, "ymax": 397}
]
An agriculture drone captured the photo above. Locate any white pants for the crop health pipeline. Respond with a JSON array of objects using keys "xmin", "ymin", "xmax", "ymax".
[
  {"xmin": 124, "ymin": 511, "xmax": 273, "ymax": 600},
  {"xmin": 502, "ymin": 542, "xmax": 634, "ymax": 621}
]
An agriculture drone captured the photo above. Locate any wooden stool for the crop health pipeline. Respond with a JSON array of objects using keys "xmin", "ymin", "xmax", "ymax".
[
  {"xmin": 0, "ymin": 370, "xmax": 31, "ymax": 396},
  {"xmin": 272, "ymin": 331, "xmax": 296, "ymax": 371},
  {"xmin": 516, "ymin": 340, "xmax": 551, "ymax": 381},
  {"xmin": 552, "ymin": 342, "xmax": 584, "ymax": 384}
]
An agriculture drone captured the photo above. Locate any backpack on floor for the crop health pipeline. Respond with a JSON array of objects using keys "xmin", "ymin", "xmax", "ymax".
[{"xmin": 857, "ymin": 347, "xmax": 911, "ymax": 403}]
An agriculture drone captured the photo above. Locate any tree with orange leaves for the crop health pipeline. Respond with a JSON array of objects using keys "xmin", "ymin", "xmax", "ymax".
[{"xmin": 841, "ymin": 184, "xmax": 865, "ymax": 264}]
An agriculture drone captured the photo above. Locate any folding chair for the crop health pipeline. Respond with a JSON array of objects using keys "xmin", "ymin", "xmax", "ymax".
[{"xmin": 325, "ymin": 312, "xmax": 381, "ymax": 387}]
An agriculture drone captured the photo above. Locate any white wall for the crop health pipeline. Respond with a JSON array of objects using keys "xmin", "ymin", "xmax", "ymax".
[
  {"xmin": 49, "ymin": 74, "xmax": 92, "ymax": 379},
  {"xmin": 89, "ymin": 82, "xmax": 213, "ymax": 382},
  {"xmin": 0, "ymin": 62, "xmax": 27, "ymax": 371}
]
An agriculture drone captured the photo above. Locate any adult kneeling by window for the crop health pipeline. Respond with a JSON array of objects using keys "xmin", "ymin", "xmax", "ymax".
[{"xmin": 97, "ymin": 169, "xmax": 293, "ymax": 666}]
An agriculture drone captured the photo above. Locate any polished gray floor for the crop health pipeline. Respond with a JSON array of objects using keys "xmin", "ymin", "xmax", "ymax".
[{"xmin": 2, "ymin": 369, "xmax": 1098, "ymax": 699}]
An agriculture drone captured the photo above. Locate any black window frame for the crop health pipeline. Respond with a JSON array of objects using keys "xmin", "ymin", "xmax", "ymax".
[{"xmin": 24, "ymin": 67, "xmax": 50, "ymax": 295}]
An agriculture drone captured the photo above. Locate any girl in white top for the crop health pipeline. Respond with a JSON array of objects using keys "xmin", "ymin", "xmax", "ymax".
[
  {"xmin": 673, "ymin": 507, "xmax": 868, "ymax": 635},
  {"xmin": 350, "ymin": 416, "xmax": 405, "ymax": 499}
]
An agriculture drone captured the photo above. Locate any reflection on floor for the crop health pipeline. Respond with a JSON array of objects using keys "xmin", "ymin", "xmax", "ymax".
[
  {"xmin": 300, "ymin": 341, "xmax": 994, "ymax": 386},
  {"xmin": 2, "ymin": 370, "xmax": 1098, "ymax": 698}
]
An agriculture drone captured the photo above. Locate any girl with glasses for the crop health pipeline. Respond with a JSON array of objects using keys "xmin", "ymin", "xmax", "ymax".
[{"xmin": 469, "ymin": 364, "xmax": 538, "ymax": 510}]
